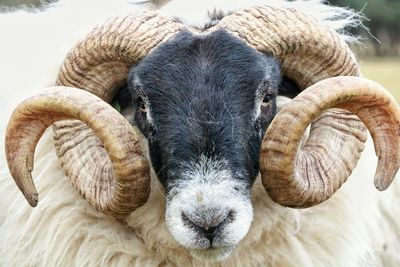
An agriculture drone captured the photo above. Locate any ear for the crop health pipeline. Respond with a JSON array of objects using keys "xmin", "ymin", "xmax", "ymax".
[{"xmin": 278, "ymin": 77, "xmax": 301, "ymax": 99}]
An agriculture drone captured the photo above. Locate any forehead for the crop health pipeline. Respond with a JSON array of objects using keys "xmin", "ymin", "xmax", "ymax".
[{"xmin": 129, "ymin": 29, "xmax": 278, "ymax": 102}]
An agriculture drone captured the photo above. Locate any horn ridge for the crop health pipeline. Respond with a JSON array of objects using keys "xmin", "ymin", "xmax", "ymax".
[
  {"xmin": 260, "ymin": 77, "xmax": 400, "ymax": 207},
  {"xmin": 5, "ymin": 87, "xmax": 150, "ymax": 217}
]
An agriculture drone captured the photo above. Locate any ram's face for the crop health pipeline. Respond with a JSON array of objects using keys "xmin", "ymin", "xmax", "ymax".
[{"xmin": 124, "ymin": 30, "xmax": 280, "ymax": 260}]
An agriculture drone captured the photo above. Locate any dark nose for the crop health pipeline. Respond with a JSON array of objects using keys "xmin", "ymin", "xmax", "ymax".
[{"xmin": 182, "ymin": 210, "xmax": 233, "ymax": 243}]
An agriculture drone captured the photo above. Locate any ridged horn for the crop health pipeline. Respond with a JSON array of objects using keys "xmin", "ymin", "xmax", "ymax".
[
  {"xmin": 215, "ymin": 6, "xmax": 399, "ymax": 206},
  {"xmin": 5, "ymin": 88, "xmax": 150, "ymax": 216},
  {"xmin": 6, "ymin": 12, "xmax": 184, "ymax": 217},
  {"xmin": 261, "ymin": 77, "xmax": 400, "ymax": 207}
]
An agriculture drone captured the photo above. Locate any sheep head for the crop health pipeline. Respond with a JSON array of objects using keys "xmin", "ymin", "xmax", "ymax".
[{"xmin": 5, "ymin": 6, "xmax": 400, "ymax": 262}]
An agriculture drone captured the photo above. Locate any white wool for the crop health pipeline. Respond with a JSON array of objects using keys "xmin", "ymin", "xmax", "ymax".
[{"xmin": 0, "ymin": 0, "xmax": 399, "ymax": 266}]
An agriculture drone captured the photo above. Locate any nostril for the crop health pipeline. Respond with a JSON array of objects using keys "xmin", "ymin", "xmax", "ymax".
[
  {"xmin": 202, "ymin": 226, "xmax": 218, "ymax": 243},
  {"xmin": 181, "ymin": 210, "xmax": 235, "ymax": 242}
]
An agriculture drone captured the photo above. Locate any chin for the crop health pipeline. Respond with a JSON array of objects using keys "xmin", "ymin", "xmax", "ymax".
[{"xmin": 189, "ymin": 246, "xmax": 235, "ymax": 262}]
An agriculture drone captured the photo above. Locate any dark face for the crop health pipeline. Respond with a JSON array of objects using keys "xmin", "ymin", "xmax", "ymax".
[
  {"xmin": 120, "ymin": 29, "xmax": 285, "ymax": 261},
  {"xmin": 128, "ymin": 29, "xmax": 281, "ymax": 189}
]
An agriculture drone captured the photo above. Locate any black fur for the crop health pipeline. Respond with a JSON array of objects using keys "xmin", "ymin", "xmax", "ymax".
[{"xmin": 123, "ymin": 29, "xmax": 298, "ymax": 190}]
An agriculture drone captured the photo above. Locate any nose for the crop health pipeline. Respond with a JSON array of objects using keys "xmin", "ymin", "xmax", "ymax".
[{"xmin": 181, "ymin": 209, "xmax": 233, "ymax": 243}]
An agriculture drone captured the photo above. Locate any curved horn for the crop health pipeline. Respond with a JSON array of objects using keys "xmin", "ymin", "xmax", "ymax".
[
  {"xmin": 5, "ymin": 87, "xmax": 150, "ymax": 217},
  {"xmin": 215, "ymin": 6, "xmax": 398, "ymax": 206},
  {"xmin": 261, "ymin": 77, "xmax": 400, "ymax": 207},
  {"xmin": 214, "ymin": 6, "xmax": 360, "ymax": 88},
  {"xmin": 57, "ymin": 12, "xmax": 183, "ymax": 100},
  {"xmin": 6, "ymin": 12, "xmax": 184, "ymax": 217}
]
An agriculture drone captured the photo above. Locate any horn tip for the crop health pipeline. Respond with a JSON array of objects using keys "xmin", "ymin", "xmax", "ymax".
[
  {"xmin": 375, "ymin": 181, "xmax": 388, "ymax": 191},
  {"xmin": 374, "ymin": 156, "xmax": 399, "ymax": 191},
  {"xmin": 25, "ymin": 192, "xmax": 38, "ymax": 207},
  {"xmin": 15, "ymin": 171, "xmax": 39, "ymax": 207},
  {"xmin": 374, "ymin": 174, "xmax": 396, "ymax": 191}
]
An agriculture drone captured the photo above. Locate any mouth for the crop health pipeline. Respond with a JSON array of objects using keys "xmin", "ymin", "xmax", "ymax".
[{"xmin": 189, "ymin": 246, "xmax": 235, "ymax": 262}]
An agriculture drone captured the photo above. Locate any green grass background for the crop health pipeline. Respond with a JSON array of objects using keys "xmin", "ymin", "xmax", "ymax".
[{"xmin": 359, "ymin": 58, "xmax": 400, "ymax": 102}]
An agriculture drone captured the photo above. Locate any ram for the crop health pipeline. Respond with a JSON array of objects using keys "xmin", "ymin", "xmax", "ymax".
[{"xmin": 0, "ymin": 0, "xmax": 399, "ymax": 266}]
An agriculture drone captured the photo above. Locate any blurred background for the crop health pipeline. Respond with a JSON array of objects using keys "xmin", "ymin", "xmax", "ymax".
[
  {"xmin": 331, "ymin": 0, "xmax": 400, "ymax": 101},
  {"xmin": 1, "ymin": 0, "xmax": 398, "ymax": 101}
]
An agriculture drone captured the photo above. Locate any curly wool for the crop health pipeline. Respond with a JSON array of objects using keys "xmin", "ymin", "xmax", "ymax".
[{"xmin": 0, "ymin": 1, "xmax": 399, "ymax": 266}]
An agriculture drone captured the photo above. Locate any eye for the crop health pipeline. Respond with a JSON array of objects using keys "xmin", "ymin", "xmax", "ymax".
[
  {"xmin": 261, "ymin": 94, "xmax": 273, "ymax": 108},
  {"xmin": 137, "ymin": 96, "xmax": 147, "ymax": 113}
]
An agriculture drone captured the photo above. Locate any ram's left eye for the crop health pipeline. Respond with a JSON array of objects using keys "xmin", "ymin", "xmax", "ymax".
[{"xmin": 137, "ymin": 96, "xmax": 147, "ymax": 113}]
